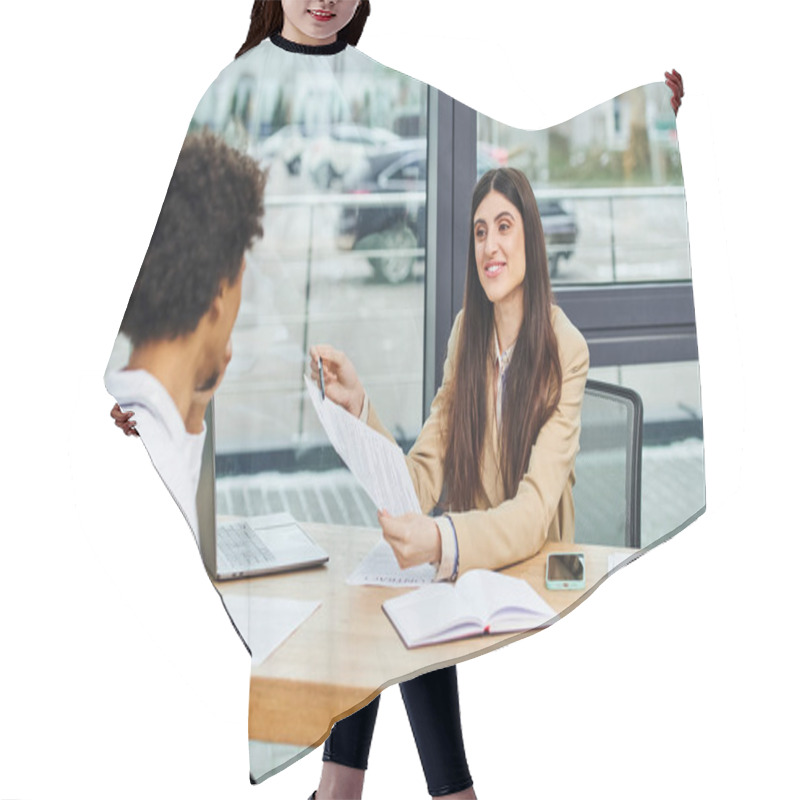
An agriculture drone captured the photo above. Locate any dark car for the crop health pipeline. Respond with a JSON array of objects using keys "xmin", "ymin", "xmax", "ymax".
[
  {"xmin": 337, "ymin": 139, "xmax": 429, "ymax": 283},
  {"xmin": 537, "ymin": 199, "xmax": 579, "ymax": 278},
  {"xmin": 338, "ymin": 142, "xmax": 578, "ymax": 282}
]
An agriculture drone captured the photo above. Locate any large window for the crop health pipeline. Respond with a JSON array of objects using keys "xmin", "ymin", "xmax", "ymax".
[
  {"xmin": 200, "ymin": 53, "xmax": 430, "ymax": 527},
  {"xmin": 105, "ymin": 77, "xmax": 703, "ymax": 549}
]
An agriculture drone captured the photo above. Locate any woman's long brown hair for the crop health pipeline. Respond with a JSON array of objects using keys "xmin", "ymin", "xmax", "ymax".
[
  {"xmin": 443, "ymin": 169, "xmax": 562, "ymax": 511},
  {"xmin": 236, "ymin": 1, "xmax": 371, "ymax": 58}
]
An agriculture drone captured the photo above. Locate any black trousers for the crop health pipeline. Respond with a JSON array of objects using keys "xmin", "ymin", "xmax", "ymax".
[{"xmin": 322, "ymin": 665, "xmax": 473, "ymax": 797}]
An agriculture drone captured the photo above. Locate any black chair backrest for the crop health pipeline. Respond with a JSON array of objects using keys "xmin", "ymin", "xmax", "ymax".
[{"xmin": 573, "ymin": 379, "xmax": 643, "ymax": 548}]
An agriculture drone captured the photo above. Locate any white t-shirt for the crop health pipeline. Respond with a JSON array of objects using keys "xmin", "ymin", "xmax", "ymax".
[{"xmin": 105, "ymin": 369, "xmax": 206, "ymax": 543}]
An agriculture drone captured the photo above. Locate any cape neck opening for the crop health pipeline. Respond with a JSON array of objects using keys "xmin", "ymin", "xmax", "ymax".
[{"xmin": 270, "ymin": 32, "xmax": 348, "ymax": 55}]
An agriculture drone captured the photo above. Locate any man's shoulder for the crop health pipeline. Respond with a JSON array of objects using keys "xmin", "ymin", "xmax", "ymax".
[
  {"xmin": 105, "ymin": 369, "xmax": 204, "ymax": 542},
  {"xmin": 105, "ymin": 369, "xmax": 182, "ymax": 442}
]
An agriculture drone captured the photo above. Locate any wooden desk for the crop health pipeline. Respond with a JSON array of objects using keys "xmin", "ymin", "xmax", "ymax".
[{"xmin": 215, "ymin": 523, "xmax": 636, "ymax": 748}]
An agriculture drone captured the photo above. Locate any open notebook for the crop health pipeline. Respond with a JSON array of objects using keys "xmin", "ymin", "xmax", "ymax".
[{"xmin": 383, "ymin": 570, "xmax": 556, "ymax": 648}]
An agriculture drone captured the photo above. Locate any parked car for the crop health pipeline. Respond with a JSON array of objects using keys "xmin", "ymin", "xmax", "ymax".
[
  {"xmin": 256, "ymin": 123, "xmax": 401, "ymax": 187},
  {"xmin": 256, "ymin": 123, "xmax": 309, "ymax": 174},
  {"xmin": 306, "ymin": 124, "xmax": 400, "ymax": 188},
  {"xmin": 537, "ymin": 199, "xmax": 579, "ymax": 278},
  {"xmin": 338, "ymin": 142, "xmax": 578, "ymax": 282},
  {"xmin": 337, "ymin": 139, "xmax": 428, "ymax": 282}
]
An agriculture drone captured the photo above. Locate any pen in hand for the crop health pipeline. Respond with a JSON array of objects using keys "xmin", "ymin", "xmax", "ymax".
[{"xmin": 318, "ymin": 356, "xmax": 326, "ymax": 400}]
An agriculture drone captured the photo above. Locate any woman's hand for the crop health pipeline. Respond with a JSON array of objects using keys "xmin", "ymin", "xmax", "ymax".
[
  {"xmin": 110, "ymin": 403, "xmax": 138, "ymax": 436},
  {"xmin": 665, "ymin": 69, "xmax": 684, "ymax": 115},
  {"xmin": 378, "ymin": 510, "xmax": 442, "ymax": 569},
  {"xmin": 309, "ymin": 344, "xmax": 366, "ymax": 418}
]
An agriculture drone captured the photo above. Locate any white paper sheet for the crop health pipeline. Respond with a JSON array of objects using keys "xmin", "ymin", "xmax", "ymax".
[
  {"xmin": 304, "ymin": 375, "xmax": 421, "ymax": 516},
  {"xmin": 607, "ymin": 551, "xmax": 632, "ymax": 572},
  {"xmin": 347, "ymin": 539, "xmax": 436, "ymax": 587},
  {"xmin": 222, "ymin": 594, "xmax": 320, "ymax": 666},
  {"xmin": 304, "ymin": 376, "xmax": 434, "ymax": 585}
]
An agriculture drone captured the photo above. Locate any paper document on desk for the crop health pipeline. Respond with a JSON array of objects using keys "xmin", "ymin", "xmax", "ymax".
[
  {"xmin": 222, "ymin": 594, "xmax": 320, "ymax": 666},
  {"xmin": 304, "ymin": 375, "xmax": 421, "ymax": 516},
  {"xmin": 608, "ymin": 552, "xmax": 632, "ymax": 572},
  {"xmin": 347, "ymin": 539, "xmax": 436, "ymax": 587}
]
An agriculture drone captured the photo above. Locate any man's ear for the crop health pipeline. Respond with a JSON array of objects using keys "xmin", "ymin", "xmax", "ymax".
[{"xmin": 207, "ymin": 287, "xmax": 225, "ymax": 324}]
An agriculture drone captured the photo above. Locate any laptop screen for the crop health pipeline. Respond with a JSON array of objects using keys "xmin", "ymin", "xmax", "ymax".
[{"xmin": 196, "ymin": 400, "xmax": 219, "ymax": 579}]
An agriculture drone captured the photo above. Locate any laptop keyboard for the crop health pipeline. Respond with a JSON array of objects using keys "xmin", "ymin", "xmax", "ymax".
[{"xmin": 217, "ymin": 520, "xmax": 276, "ymax": 571}]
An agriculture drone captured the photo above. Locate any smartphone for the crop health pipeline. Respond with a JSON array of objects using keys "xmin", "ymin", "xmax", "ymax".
[{"xmin": 545, "ymin": 552, "xmax": 586, "ymax": 590}]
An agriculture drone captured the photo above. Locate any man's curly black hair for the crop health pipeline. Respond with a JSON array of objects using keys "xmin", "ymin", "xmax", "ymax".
[{"xmin": 120, "ymin": 131, "xmax": 266, "ymax": 346}]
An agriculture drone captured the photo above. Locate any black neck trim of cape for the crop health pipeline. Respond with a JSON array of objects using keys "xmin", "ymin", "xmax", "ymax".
[{"xmin": 270, "ymin": 32, "xmax": 347, "ymax": 55}]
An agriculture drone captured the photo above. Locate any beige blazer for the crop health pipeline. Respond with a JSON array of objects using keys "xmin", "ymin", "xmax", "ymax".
[{"xmin": 367, "ymin": 304, "xmax": 590, "ymax": 575}]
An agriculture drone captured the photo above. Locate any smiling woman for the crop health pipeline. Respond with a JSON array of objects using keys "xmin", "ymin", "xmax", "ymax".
[
  {"xmin": 281, "ymin": 0, "xmax": 362, "ymax": 45},
  {"xmin": 312, "ymin": 167, "xmax": 580, "ymax": 576},
  {"xmin": 310, "ymin": 169, "xmax": 586, "ymax": 800},
  {"xmin": 236, "ymin": 0, "xmax": 371, "ymax": 57},
  {"xmin": 445, "ymin": 168, "xmax": 568, "ymax": 520}
]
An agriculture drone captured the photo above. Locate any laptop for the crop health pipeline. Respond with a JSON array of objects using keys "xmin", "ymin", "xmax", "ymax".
[{"xmin": 196, "ymin": 401, "xmax": 329, "ymax": 581}]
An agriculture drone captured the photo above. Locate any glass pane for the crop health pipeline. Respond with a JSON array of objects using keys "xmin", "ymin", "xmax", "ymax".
[
  {"xmin": 194, "ymin": 51, "xmax": 429, "ymax": 527},
  {"xmin": 477, "ymin": 82, "xmax": 690, "ymax": 285}
]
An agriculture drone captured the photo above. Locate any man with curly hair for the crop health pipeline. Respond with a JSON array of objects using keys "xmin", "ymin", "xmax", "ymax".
[{"xmin": 106, "ymin": 131, "xmax": 266, "ymax": 541}]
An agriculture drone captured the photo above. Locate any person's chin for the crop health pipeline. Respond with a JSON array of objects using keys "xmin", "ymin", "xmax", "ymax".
[
  {"xmin": 301, "ymin": 19, "xmax": 336, "ymax": 39},
  {"xmin": 480, "ymin": 283, "xmax": 502, "ymax": 305},
  {"xmin": 196, "ymin": 370, "xmax": 219, "ymax": 394}
]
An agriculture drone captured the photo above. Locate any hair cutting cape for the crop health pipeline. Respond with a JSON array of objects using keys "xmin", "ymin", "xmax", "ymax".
[{"xmin": 105, "ymin": 34, "xmax": 703, "ymax": 782}]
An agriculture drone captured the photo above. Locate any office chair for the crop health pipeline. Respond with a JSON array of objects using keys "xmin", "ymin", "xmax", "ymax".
[{"xmin": 573, "ymin": 379, "xmax": 643, "ymax": 549}]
